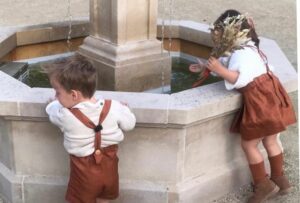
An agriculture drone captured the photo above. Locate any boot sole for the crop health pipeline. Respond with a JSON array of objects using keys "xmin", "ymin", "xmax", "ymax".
[
  {"xmin": 262, "ymin": 185, "xmax": 280, "ymax": 202},
  {"xmin": 278, "ymin": 186, "xmax": 293, "ymax": 196}
]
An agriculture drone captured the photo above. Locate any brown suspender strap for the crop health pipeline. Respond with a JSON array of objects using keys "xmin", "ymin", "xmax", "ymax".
[
  {"xmin": 244, "ymin": 45, "xmax": 270, "ymax": 72},
  {"xmin": 69, "ymin": 109, "xmax": 96, "ymax": 129},
  {"xmin": 95, "ymin": 100, "xmax": 111, "ymax": 152},
  {"xmin": 68, "ymin": 100, "xmax": 112, "ymax": 163},
  {"xmin": 244, "ymin": 45, "xmax": 286, "ymax": 107}
]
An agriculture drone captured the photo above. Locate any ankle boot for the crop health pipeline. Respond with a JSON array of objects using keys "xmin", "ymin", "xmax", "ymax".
[
  {"xmin": 247, "ymin": 178, "xmax": 279, "ymax": 203},
  {"xmin": 271, "ymin": 175, "xmax": 292, "ymax": 195},
  {"xmin": 268, "ymin": 153, "xmax": 292, "ymax": 195}
]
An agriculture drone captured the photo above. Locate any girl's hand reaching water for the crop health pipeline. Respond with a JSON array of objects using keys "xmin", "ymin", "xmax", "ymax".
[
  {"xmin": 206, "ymin": 56, "xmax": 223, "ymax": 74},
  {"xmin": 189, "ymin": 58, "xmax": 206, "ymax": 73},
  {"xmin": 206, "ymin": 56, "xmax": 239, "ymax": 84}
]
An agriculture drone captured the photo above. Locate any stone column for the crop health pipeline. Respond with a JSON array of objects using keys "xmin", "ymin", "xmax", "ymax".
[{"xmin": 79, "ymin": 0, "xmax": 171, "ymax": 92}]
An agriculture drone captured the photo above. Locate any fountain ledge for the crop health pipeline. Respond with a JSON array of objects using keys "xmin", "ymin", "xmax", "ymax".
[{"xmin": 0, "ymin": 19, "xmax": 297, "ymax": 203}]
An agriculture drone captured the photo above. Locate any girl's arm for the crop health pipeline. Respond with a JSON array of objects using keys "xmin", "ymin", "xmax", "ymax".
[{"xmin": 206, "ymin": 56, "xmax": 239, "ymax": 84}]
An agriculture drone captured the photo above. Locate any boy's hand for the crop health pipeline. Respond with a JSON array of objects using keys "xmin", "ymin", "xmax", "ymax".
[
  {"xmin": 120, "ymin": 101, "xmax": 128, "ymax": 106},
  {"xmin": 47, "ymin": 98, "xmax": 56, "ymax": 104}
]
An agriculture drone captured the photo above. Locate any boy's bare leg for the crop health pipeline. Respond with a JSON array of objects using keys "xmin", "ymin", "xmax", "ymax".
[{"xmin": 96, "ymin": 198, "xmax": 110, "ymax": 203}]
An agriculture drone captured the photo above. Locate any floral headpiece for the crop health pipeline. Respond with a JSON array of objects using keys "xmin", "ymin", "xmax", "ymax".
[
  {"xmin": 191, "ymin": 13, "xmax": 252, "ymax": 88},
  {"xmin": 209, "ymin": 13, "xmax": 251, "ymax": 57}
]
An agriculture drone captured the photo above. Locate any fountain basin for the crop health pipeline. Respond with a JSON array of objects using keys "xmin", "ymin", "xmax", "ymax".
[{"xmin": 0, "ymin": 20, "xmax": 297, "ymax": 203}]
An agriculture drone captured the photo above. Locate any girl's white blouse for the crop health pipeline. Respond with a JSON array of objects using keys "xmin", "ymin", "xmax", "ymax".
[{"xmin": 218, "ymin": 41, "xmax": 274, "ymax": 90}]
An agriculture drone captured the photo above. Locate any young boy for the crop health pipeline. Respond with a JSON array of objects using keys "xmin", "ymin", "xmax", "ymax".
[{"xmin": 45, "ymin": 54, "xmax": 136, "ymax": 203}]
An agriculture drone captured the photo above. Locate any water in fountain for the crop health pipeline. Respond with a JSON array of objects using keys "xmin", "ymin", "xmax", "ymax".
[
  {"xmin": 159, "ymin": 0, "xmax": 174, "ymax": 93},
  {"xmin": 160, "ymin": 0, "xmax": 166, "ymax": 93},
  {"xmin": 168, "ymin": 0, "xmax": 174, "ymax": 56},
  {"xmin": 8, "ymin": 0, "xmax": 222, "ymax": 93},
  {"xmin": 66, "ymin": 0, "xmax": 73, "ymax": 50},
  {"xmin": 15, "ymin": 0, "xmax": 74, "ymax": 88}
]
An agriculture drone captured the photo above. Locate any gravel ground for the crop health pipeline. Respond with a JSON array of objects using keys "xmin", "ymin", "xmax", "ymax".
[{"xmin": 0, "ymin": 0, "xmax": 298, "ymax": 202}]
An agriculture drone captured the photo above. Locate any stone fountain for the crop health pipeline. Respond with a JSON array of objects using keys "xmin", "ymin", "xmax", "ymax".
[
  {"xmin": 79, "ymin": 0, "xmax": 171, "ymax": 92},
  {"xmin": 0, "ymin": 1, "xmax": 297, "ymax": 203}
]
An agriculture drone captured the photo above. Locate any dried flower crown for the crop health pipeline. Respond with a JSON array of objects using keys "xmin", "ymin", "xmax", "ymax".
[
  {"xmin": 191, "ymin": 13, "xmax": 252, "ymax": 87},
  {"xmin": 209, "ymin": 14, "xmax": 251, "ymax": 57}
]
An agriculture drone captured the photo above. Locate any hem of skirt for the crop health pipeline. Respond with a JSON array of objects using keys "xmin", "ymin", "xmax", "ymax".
[
  {"xmin": 66, "ymin": 194, "xmax": 119, "ymax": 202},
  {"xmin": 97, "ymin": 194, "xmax": 119, "ymax": 200},
  {"xmin": 65, "ymin": 195, "xmax": 80, "ymax": 203},
  {"xmin": 239, "ymin": 119, "xmax": 298, "ymax": 140},
  {"xmin": 240, "ymin": 129, "xmax": 285, "ymax": 140}
]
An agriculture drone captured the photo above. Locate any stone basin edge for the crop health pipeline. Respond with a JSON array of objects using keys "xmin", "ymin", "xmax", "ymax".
[{"xmin": 0, "ymin": 19, "xmax": 297, "ymax": 127}]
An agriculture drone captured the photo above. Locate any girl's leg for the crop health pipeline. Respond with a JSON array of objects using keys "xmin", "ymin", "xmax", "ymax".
[
  {"xmin": 241, "ymin": 138, "xmax": 266, "ymax": 184},
  {"xmin": 241, "ymin": 138, "xmax": 264, "ymax": 164},
  {"xmin": 96, "ymin": 198, "xmax": 110, "ymax": 203},
  {"xmin": 262, "ymin": 134, "xmax": 291, "ymax": 194},
  {"xmin": 262, "ymin": 134, "xmax": 282, "ymax": 157},
  {"xmin": 241, "ymin": 138, "xmax": 279, "ymax": 203}
]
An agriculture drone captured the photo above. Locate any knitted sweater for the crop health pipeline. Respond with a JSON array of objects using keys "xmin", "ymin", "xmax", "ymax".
[{"xmin": 46, "ymin": 99, "xmax": 136, "ymax": 157}]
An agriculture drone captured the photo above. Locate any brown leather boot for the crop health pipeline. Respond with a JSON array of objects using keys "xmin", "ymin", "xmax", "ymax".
[
  {"xmin": 247, "ymin": 178, "xmax": 279, "ymax": 203},
  {"xmin": 271, "ymin": 175, "xmax": 292, "ymax": 195}
]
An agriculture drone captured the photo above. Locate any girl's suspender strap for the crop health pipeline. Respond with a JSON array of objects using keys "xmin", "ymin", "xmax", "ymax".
[
  {"xmin": 244, "ymin": 45, "xmax": 270, "ymax": 72},
  {"xmin": 68, "ymin": 100, "xmax": 112, "ymax": 164},
  {"xmin": 244, "ymin": 45, "xmax": 286, "ymax": 107}
]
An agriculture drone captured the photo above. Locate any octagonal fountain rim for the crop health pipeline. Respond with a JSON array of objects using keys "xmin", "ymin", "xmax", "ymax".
[{"xmin": 0, "ymin": 19, "xmax": 297, "ymax": 126}]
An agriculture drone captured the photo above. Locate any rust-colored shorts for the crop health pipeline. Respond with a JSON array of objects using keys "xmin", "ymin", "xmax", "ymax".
[
  {"xmin": 230, "ymin": 73, "xmax": 296, "ymax": 140},
  {"xmin": 65, "ymin": 145, "xmax": 119, "ymax": 203}
]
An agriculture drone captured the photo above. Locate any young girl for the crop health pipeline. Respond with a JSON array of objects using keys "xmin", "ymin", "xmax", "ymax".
[{"xmin": 191, "ymin": 9, "xmax": 296, "ymax": 203}]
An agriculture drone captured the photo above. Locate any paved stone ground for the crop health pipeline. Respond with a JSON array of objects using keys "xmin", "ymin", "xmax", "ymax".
[
  {"xmin": 165, "ymin": 1, "xmax": 299, "ymax": 202},
  {"xmin": 0, "ymin": 0, "xmax": 298, "ymax": 202}
]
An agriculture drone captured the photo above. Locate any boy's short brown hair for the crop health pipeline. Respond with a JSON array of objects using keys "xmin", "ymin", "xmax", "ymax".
[{"xmin": 44, "ymin": 54, "xmax": 97, "ymax": 98}]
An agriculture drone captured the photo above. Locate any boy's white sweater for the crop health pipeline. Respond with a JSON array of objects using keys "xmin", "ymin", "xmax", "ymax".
[{"xmin": 46, "ymin": 99, "xmax": 136, "ymax": 157}]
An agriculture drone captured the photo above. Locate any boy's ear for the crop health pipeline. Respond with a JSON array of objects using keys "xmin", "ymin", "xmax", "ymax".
[{"xmin": 71, "ymin": 90, "xmax": 79, "ymax": 100}]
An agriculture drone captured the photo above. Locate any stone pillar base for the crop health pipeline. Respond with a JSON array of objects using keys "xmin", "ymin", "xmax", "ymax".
[{"xmin": 78, "ymin": 36, "xmax": 171, "ymax": 92}]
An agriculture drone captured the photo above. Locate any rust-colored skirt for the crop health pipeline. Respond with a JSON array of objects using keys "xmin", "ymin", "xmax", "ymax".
[
  {"xmin": 65, "ymin": 145, "xmax": 119, "ymax": 203},
  {"xmin": 230, "ymin": 72, "xmax": 296, "ymax": 140}
]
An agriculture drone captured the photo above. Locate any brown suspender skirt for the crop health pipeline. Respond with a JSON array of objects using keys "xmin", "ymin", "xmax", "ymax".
[{"xmin": 230, "ymin": 47, "xmax": 296, "ymax": 140}]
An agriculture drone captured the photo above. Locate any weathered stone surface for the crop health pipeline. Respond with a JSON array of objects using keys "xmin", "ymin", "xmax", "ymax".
[{"xmin": 0, "ymin": 20, "xmax": 297, "ymax": 203}]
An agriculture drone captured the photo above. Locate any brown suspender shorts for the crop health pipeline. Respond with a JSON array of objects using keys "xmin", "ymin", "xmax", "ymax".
[{"xmin": 66, "ymin": 100, "xmax": 119, "ymax": 203}]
